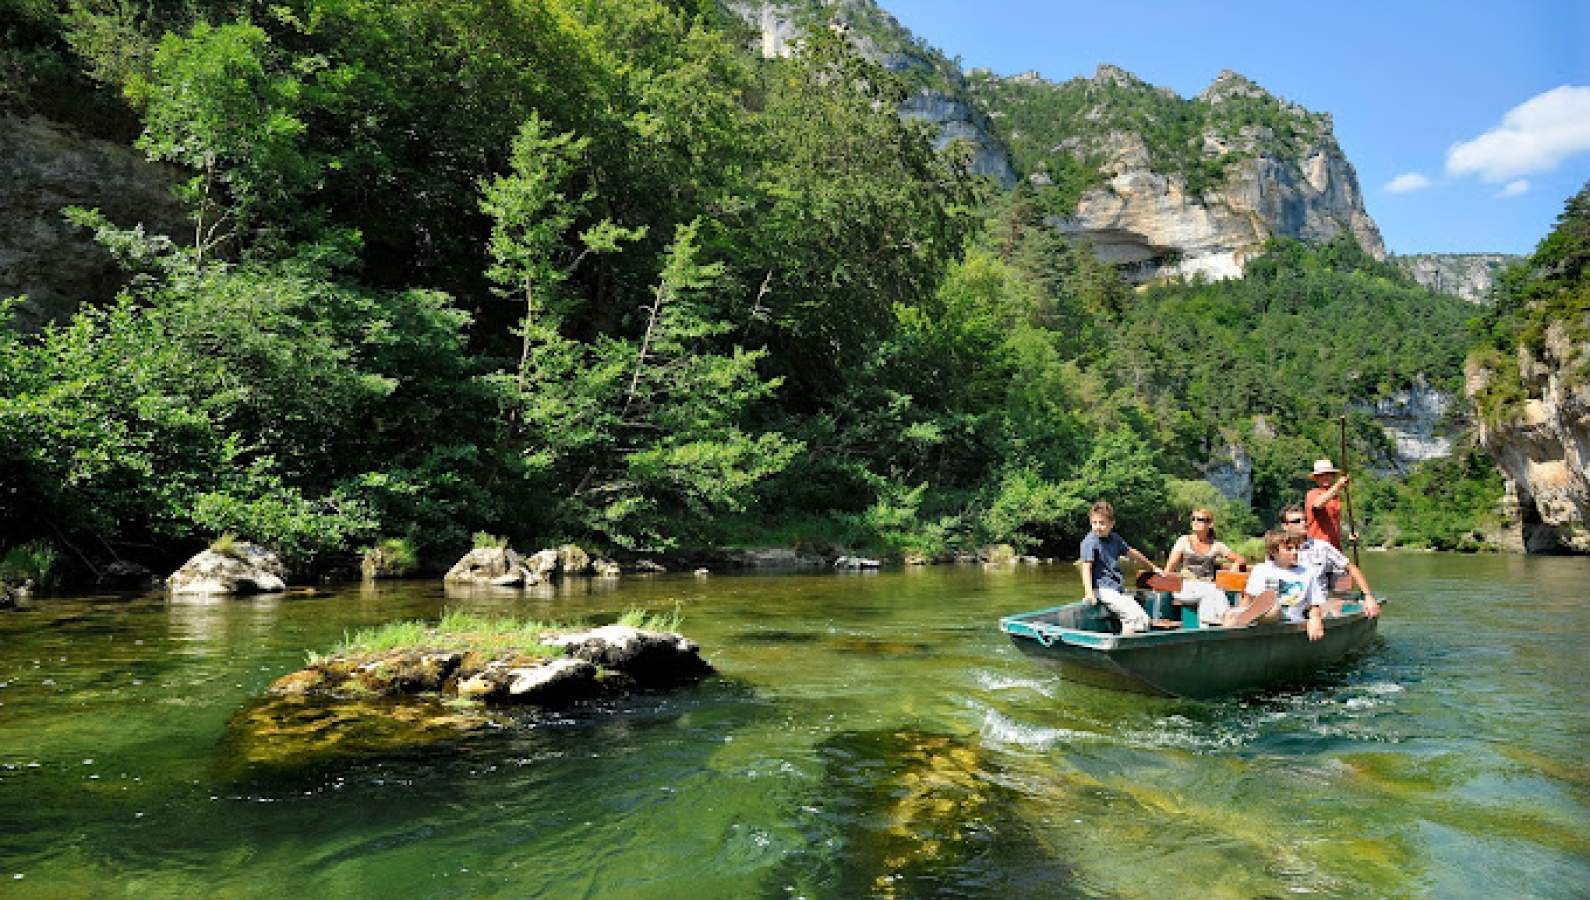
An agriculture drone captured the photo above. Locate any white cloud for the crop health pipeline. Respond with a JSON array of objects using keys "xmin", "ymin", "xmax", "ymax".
[
  {"xmin": 1496, "ymin": 179, "xmax": 1530, "ymax": 198},
  {"xmin": 1385, "ymin": 172, "xmax": 1433, "ymax": 193},
  {"xmin": 1446, "ymin": 85, "xmax": 1590, "ymax": 182}
]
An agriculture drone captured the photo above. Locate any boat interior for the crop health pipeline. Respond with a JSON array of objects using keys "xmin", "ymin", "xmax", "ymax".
[{"xmin": 1011, "ymin": 576, "xmax": 1368, "ymax": 637}]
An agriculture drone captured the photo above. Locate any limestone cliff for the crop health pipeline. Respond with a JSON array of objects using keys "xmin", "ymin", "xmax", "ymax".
[
  {"xmin": 0, "ymin": 114, "xmax": 184, "ymax": 330},
  {"xmin": 1466, "ymin": 322, "xmax": 1590, "ymax": 552},
  {"xmin": 974, "ymin": 66, "xmax": 1385, "ymax": 282},
  {"xmin": 1350, "ymin": 378, "xmax": 1458, "ymax": 473},
  {"xmin": 727, "ymin": 1, "xmax": 1017, "ymax": 187},
  {"xmin": 1393, "ymin": 253, "xmax": 1519, "ymax": 303}
]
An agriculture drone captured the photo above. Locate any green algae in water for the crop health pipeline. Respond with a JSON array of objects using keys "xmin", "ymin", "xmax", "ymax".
[{"xmin": 764, "ymin": 729, "xmax": 1078, "ymax": 898}]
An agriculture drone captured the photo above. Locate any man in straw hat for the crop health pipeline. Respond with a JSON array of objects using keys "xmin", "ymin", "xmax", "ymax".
[{"xmin": 1305, "ymin": 458, "xmax": 1354, "ymax": 550}]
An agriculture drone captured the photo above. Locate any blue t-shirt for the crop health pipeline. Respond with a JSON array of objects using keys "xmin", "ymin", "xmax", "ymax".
[{"xmin": 1079, "ymin": 531, "xmax": 1132, "ymax": 591}]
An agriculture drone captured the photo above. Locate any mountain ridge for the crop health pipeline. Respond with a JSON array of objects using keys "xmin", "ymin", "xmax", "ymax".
[{"xmin": 732, "ymin": 0, "xmax": 1386, "ymax": 282}]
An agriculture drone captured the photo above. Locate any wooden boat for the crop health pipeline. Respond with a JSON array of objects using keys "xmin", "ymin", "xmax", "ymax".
[{"xmin": 999, "ymin": 590, "xmax": 1381, "ymax": 699}]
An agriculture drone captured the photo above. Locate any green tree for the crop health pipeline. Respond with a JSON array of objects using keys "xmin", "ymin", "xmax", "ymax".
[
  {"xmin": 126, "ymin": 20, "xmax": 316, "ymax": 258},
  {"xmin": 511, "ymin": 220, "xmax": 799, "ymax": 550},
  {"xmin": 479, "ymin": 113, "xmax": 645, "ymax": 389}
]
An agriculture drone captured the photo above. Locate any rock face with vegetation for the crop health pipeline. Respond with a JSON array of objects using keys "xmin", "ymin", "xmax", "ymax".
[
  {"xmin": 1467, "ymin": 325, "xmax": 1589, "ymax": 551},
  {"xmin": 972, "ymin": 66, "xmax": 1384, "ymax": 282},
  {"xmin": 1351, "ymin": 378, "xmax": 1457, "ymax": 473},
  {"xmin": 0, "ymin": 115, "xmax": 185, "ymax": 330},
  {"xmin": 731, "ymin": 0, "xmax": 1017, "ymax": 186},
  {"xmin": 1466, "ymin": 185, "xmax": 1590, "ymax": 552},
  {"xmin": 168, "ymin": 541, "xmax": 287, "ymax": 594},
  {"xmin": 1394, "ymin": 253, "xmax": 1520, "ymax": 303}
]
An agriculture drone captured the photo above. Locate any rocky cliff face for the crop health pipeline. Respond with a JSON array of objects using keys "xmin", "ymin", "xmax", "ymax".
[
  {"xmin": 728, "ymin": 6, "xmax": 1382, "ymax": 281},
  {"xmin": 1393, "ymin": 253, "xmax": 1518, "ymax": 303},
  {"xmin": 727, "ymin": 1, "xmax": 1017, "ymax": 187},
  {"xmin": 1350, "ymin": 378, "xmax": 1458, "ymax": 473},
  {"xmin": 0, "ymin": 114, "xmax": 184, "ymax": 330},
  {"xmin": 1466, "ymin": 321, "xmax": 1590, "ymax": 552},
  {"xmin": 1050, "ymin": 68, "xmax": 1384, "ymax": 282}
]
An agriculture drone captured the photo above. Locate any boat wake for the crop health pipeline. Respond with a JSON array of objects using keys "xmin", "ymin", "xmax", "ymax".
[
  {"xmin": 977, "ymin": 707, "xmax": 1097, "ymax": 750},
  {"xmin": 970, "ymin": 668, "xmax": 1057, "ymax": 696}
]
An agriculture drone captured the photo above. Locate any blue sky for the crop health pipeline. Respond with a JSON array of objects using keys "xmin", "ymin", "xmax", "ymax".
[{"xmin": 883, "ymin": 0, "xmax": 1589, "ymax": 255}]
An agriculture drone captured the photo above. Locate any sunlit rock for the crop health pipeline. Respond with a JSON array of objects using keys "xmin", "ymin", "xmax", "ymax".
[
  {"xmin": 443, "ymin": 547, "xmax": 539, "ymax": 586},
  {"xmin": 168, "ymin": 544, "xmax": 287, "ymax": 595},
  {"xmin": 834, "ymin": 555, "xmax": 882, "ymax": 569},
  {"xmin": 526, "ymin": 549, "xmax": 560, "ymax": 579},
  {"xmin": 556, "ymin": 544, "xmax": 591, "ymax": 576}
]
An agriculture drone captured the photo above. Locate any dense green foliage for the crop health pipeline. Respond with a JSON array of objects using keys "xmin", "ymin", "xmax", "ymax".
[
  {"xmin": 1468, "ymin": 181, "xmax": 1590, "ymax": 424},
  {"xmin": 1354, "ymin": 446, "xmax": 1505, "ymax": 551},
  {"xmin": 0, "ymin": 0, "xmax": 1516, "ymax": 582},
  {"xmin": 967, "ymin": 67, "xmax": 1334, "ymax": 212}
]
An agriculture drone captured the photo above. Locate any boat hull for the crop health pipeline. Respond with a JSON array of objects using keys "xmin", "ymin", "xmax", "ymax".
[{"xmin": 1002, "ymin": 602, "xmax": 1380, "ymax": 699}]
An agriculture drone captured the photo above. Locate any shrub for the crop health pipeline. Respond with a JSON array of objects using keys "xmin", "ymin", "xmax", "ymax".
[
  {"xmin": 0, "ymin": 540, "xmax": 60, "ymax": 589},
  {"xmin": 472, "ymin": 532, "xmax": 509, "ymax": 550}
]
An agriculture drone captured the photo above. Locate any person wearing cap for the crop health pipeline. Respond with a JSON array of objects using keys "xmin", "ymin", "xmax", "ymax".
[
  {"xmin": 1280, "ymin": 503, "xmax": 1380, "ymax": 621},
  {"xmin": 1305, "ymin": 458, "xmax": 1355, "ymax": 549}
]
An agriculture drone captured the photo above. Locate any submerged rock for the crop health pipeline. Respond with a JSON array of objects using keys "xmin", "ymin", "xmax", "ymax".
[
  {"xmin": 443, "ymin": 547, "xmax": 539, "ymax": 586},
  {"xmin": 767, "ymin": 729, "xmax": 1076, "ymax": 896},
  {"xmin": 223, "ymin": 694, "xmax": 495, "ymax": 771},
  {"xmin": 168, "ymin": 544, "xmax": 287, "ymax": 595}
]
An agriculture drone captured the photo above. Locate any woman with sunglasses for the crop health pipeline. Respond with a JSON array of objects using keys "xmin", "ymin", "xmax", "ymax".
[{"xmin": 1165, "ymin": 507, "xmax": 1249, "ymax": 625}]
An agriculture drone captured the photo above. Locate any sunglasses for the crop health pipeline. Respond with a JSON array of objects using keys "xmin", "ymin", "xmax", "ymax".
[
  {"xmin": 1284, "ymin": 517, "xmax": 1305, "ymax": 525},
  {"xmin": 1191, "ymin": 516, "xmax": 1211, "ymax": 522}
]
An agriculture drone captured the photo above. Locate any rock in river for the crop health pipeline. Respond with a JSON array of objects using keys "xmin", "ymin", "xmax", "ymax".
[
  {"xmin": 168, "ymin": 543, "xmax": 287, "ymax": 595},
  {"xmin": 443, "ymin": 547, "xmax": 540, "ymax": 586}
]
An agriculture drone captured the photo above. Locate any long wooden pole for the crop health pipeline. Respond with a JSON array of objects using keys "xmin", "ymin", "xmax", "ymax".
[{"xmin": 1338, "ymin": 415, "xmax": 1361, "ymax": 566}]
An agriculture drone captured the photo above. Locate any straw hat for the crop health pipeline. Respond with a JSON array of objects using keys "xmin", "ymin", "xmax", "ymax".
[{"xmin": 1309, "ymin": 458, "xmax": 1341, "ymax": 477}]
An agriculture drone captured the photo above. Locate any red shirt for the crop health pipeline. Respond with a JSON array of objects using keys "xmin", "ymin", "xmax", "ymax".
[{"xmin": 1306, "ymin": 486, "xmax": 1342, "ymax": 548}]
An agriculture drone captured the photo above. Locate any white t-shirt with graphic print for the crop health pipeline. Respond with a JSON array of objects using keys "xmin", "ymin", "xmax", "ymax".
[{"xmin": 1244, "ymin": 560, "xmax": 1323, "ymax": 623}]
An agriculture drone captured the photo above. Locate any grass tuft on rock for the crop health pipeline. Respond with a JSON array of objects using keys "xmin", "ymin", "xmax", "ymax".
[
  {"xmin": 311, "ymin": 612, "xmax": 556, "ymax": 663},
  {"xmin": 209, "ymin": 531, "xmax": 248, "ymax": 559},
  {"xmin": 616, "ymin": 605, "xmax": 682, "ymax": 632},
  {"xmin": 306, "ymin": 608, "xmax": 685, "ymax": 665}
]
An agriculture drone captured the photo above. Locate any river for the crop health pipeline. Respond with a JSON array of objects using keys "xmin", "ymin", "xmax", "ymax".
[{"xmin": 0, "ymin": 552, "xmax": 1585, "ymax": 898}]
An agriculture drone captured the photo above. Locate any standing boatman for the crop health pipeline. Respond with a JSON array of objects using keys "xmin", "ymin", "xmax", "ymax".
[{"xmin": 1304, "ymin": 458, "xmax": 1355, "ymax": 550}]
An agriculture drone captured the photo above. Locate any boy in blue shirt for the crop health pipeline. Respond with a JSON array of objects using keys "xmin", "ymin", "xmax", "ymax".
[{"xmin": 1079, "ymin": 500, "xmax": 1162, "ymax": 635}]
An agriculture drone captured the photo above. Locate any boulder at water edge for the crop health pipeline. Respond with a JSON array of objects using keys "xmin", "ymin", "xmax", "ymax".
[
  {"xmin": 168, "ymin": 543, "xmax": 287, "ymax": 595},
  {"xmin": 443, "ymin": 547, "xmax": 539, "ymax": 586},
  {"xmin": 557, "ymin": 543, "xmax": 591, "ymax": 576},
  {"xmin": 525, "ymin": 549, "xmax": 560, "ymax": 580}
]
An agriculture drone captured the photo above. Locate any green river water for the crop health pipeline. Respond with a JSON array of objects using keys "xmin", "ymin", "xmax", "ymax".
[{"xmin": 0, "ymin": 552, "xmax": 1586, "ymax": 898}]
